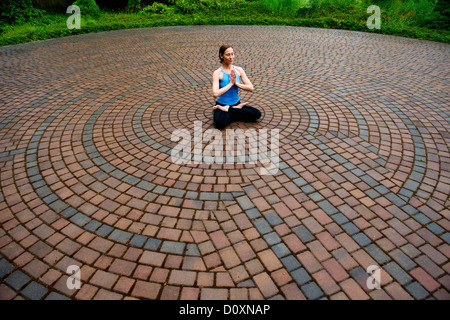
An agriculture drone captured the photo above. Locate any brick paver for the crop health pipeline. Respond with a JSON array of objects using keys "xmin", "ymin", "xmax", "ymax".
[{"xmin": 0, "ymin": 25, "xmax": 449, "ymax": 300}]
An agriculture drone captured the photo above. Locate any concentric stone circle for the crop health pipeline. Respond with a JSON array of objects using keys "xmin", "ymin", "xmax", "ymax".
[{"xmin": 0, "ymin": 25, "xmax": 449, "ymax": 300}]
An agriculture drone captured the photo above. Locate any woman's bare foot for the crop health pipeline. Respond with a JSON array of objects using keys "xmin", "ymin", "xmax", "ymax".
[
  {"xmin": 213, "ymin": 105, "xmax": 230, "ymax": 112},
  {"xmin": 233, "ymin": 102, "xmax": 248, "ymax": 109}
]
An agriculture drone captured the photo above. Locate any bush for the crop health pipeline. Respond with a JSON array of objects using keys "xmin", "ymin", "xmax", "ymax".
[
  {"xmin": 73, "ymin": 0, "xmax": 102, "ymax": 18},
  {"xmin": 0, "ymin": 0, "xmax": 45, "ymax": 25},
  {"xmin": 127, "ymin": 0, "xmax": 142, "ymax": 12},
  {"xmin": 424, "ymin": 0, "xmax": 450, "ymax": 30},
  {"xmin": 169, "ymin": 0, "xmax": 243, "ymax": 14},
  {"xmin": 140, "ymin": 2, "xmax": 176, "ymax": 14}
]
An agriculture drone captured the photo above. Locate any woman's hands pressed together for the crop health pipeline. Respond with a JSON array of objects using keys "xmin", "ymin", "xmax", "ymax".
[{"xmin": 229, "ymin": 69, "xmax": 237, "ymax": 85}]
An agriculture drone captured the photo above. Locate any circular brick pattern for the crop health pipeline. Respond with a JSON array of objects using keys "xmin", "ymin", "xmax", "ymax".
[{"xmin": 0, "ymin": 26, "xmax": 449, "ymax": 300}]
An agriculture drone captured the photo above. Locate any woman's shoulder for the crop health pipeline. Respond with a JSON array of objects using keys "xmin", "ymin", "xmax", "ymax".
[
  {"xmin": 234, "ymin": 66, "xmax": 245, "ymax": 76},
  {"xmin": 234, "ymin": 65, "xmax": 244, "ymax": 75},
  {"xmin": 213, "ymin": 67, "xmax": 223, "ymax": 77}
]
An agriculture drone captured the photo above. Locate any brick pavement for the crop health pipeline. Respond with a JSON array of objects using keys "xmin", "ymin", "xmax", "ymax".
[{"xmin": 0, "ymin": 25, "xmax": 449, "ymax": 300}]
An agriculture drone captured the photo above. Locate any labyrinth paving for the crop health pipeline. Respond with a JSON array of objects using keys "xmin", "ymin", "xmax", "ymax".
[{"xmin": 0, "ymin": 25, "xmax": 449, "ymax": 300}]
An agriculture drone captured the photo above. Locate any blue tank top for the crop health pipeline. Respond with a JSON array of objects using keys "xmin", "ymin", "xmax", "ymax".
[{"xmin": 216, "ymin": 66, "xmax": 240, "ymax": 105}]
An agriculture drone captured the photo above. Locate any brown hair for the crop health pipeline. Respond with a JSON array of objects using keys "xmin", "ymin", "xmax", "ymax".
[{"xmin": 219, "ymin": 44, "xmax": 233, "ymax": 63}]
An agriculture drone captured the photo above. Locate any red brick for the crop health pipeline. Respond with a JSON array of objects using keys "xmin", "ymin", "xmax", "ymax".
[
  {"xmin": 219, "ymin": 247, "xmax": 241, "ymax": 269},
  {"xmin": 90, "ymin": 270, "xmax": 119, "ymax": 290},
  {"xmin": 113, "ymin": 277, "xmax": 135, "ymax": 294},
  {"xmin": 180, "ymin": 287, "xmax": 200, "ymax": 300},
  {"xmin": 0, "ymin": 284, "xmax": 16, "ymax": 300},
  {"xmin": 216, "ymin": 272, "xmax": 234, "ymax": 287},
  {"xmin": 384, "ymin": 283, "xmax": 414, "ymax": 300},
  {"xmin": 168, "ymin": 270, "xmax": 197, "ymax": 286},
  {"xmin": 230, "ymin": 288, "xmax": 249, "ymax": 300},
  {"xmin": 280, "ymin": 283, "xmax": 307, "ymax": 300},
  {"xmin": 109, "ymin": 259, "xmax": 137, "ymax": 277},
  {"xmin": 234, "ymin": 241, "xmax": 256, "ymax": 262},
  {"xmin": 297, "ymin": 251, "xmax": 322, "ymax": 274},
  {"xmin": 139, "ymin": 251, "xmax": 166, "ymax": 267},
  {"xmin": 271, "ymin": 269, "xmax": 292, "ymax": 287},
  {"xmin": 410, "ymin": 267, "xmax": 441, "ymax": 292},
  {"xmin": 340, "ymin": 278, "xmax": 370, "ymax": 300},
  {"xmin": 200, "ymin": 288, "xmax": 228, "ymax": 300},
  {"xmin": 210, "ymin": 230, "xmax": 231, "ymax": 250},
  {"xmin": 316, "ymin": 231, "xmax": 341, "ymax": 251},
  {"xmin": 131, "ymin": 281, "xmax": 161, "ymax": 300},
  {"xmin": 160, "ymin": 285, "xmax": 180, "ymax": 300},
  {"xmin": 322, "ymin": 258, "xmax": 349, "ymax": 282},
  {"xmin": 258, "ymin": 249, "xmax": 283, "ymax": 271},
  {"xmin": 282, "ymin": 233, "xmax": 307, "ymax": 253},
  {"xmin": 307, "ymin": 240, "xmax": 332, "ymax": 262},
  {"xmin": 313, "ymin": 270, "xmax": 340, "ymax": 296},
  {"xmin": 253, "ymin": 272, "xmax": 279, "ymax": 298},
  {"xmin": 75, "ymin": 284, "xmax": 98, "ymax": 300}
]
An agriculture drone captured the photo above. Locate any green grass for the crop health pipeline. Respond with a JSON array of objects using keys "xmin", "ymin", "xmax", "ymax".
[{"xmin": 0, "ymin": 0, "xmax": 449, "ymax": 47}]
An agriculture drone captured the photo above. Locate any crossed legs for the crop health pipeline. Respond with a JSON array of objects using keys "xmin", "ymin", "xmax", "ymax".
[{"xmin": 213, "ymin": 101, "xmax": 262, "ymax": 130}]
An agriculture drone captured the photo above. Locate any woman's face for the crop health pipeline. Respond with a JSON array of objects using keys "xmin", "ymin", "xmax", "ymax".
[{"xmin": 221, "ymin": 47, "xmax": 234, "ymax": 64}]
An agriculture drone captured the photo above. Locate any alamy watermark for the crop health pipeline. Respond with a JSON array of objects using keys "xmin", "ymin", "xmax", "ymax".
[
  {"xmin": 67, "ymin": 5, "xmax": 81, "ymax": 30},
  {"xmin": 170, "ymin": 121, "xmax": 280, "ymax": 175},
  {"xmin": 366, "ymin": 265, "xmax": 381, "ymax": 290},
  {"xmin": 66, "ymin": 265, "xmax": 81, "ymax": 290},
  {"xmin": 367, "ymin": 5, "xmax": 381, "ymax": 30}
]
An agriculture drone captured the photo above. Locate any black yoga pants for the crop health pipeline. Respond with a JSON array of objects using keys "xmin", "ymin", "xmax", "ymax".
[{"xmin": 213, "ymin": 101, "xmax": 262, "ymax": 130}]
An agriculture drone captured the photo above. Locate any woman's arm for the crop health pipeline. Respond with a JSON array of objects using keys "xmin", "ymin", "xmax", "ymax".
[
  {"xmin": 212, "ymin": 69, "xmax": 233, "ymax": 100},
  {"xmin": 235, "ymin": 67, "xmax": 254, "ymax": 92}
]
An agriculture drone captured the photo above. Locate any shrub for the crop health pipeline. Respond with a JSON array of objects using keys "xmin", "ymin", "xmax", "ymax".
[
  {"xmin": 423, "ymin": 0, "xmax": 450, "ymax": 30},
  {"xmin": 169, "ymin": 0, "xmax": 243, "ymax": 14},
  {"xmin": 127, "ymin": 0, "xmax": 142, "ymax": 12},
  {"xmin": 140, "ymin": 2, "xmax": 176, "ymax": 14},
  {"xmin": 0, "ymin": 0, "xmax": 45, "ymax": 25},
  {"xmin": 73, "ymin": 0, "xmax": 102, "ymax": 18}
]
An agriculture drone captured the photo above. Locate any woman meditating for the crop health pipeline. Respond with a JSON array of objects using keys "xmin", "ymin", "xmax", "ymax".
[{"xmin": 212, "ymin": 45, "xmax": 262, "ymax": 130}]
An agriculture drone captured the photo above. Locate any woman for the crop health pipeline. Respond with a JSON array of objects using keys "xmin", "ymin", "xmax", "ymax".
[{"xmin": 212, "ymin": 45, "xmax": 262, "ymax": 130}]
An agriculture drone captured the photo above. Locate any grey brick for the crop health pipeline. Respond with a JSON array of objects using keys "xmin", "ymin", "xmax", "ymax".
[
  {"xmin": 5, "ymin": 270, "xmax": 30, "ymax": 290},
  {"xmin": 271, "ymin": 243, "xmax": 290, "ymax": 258},
  {"xmin": 160, "ymin": 241, "xmax": 185, "ymax": 254},
  {"xmin": 332, "ymin": 213, "xmax": 349, "ymax": 225},
  {"xmin": 236, "ymin": 195, "xmax": 254, "ymax": 211},
  {"xmin": 281, "ymin": 255, "xmax": 301, "ymax": 272},
  {"xmin": 264, "ymin": 210, "xmax": 283, "ymax": 226},
  {"xmin": 144, "ymin": 238, "xmax": 162, "ymax": 251},
  {"xmin": 293, "ymin": 225, "xmax": 314, "ymax": 243},
  {"xmin": 70, "ymin": 212, "xmax": 91, "ymax": 227},
  {"xmin": 96, "ymin": 224, "xmax": 114, "ymax": 237},
  {"xmin": 85, "ymin": 220, "xmax": 102, "ymax": 232},
  {"xmin": 21, "ymin": 281, "xmax": 48, "ymax": 300},
  {"xmin": 301, "ymin": 282, "xmax": 324, "ymax": 300},
  {"xmin": 45, "ymin": 292, "xmax": 71, "ymax": 300},
  {"xmin": 253, "ymin": 218, "xmax": 272, "ymax": 235},
  {"xmin": 317, "ymin": 200, "xmax": 338, "ymax": 215},
  {"xmin": 199, "ymin": 192, "xmax": 219, "ymax": 201},
  {"xmin": 384, "ymin": 262, "xmax": 413, "ymax": 285},
  {"xmin": 0, "ymin": 259, "xmax": 14, "ymax": 278},
  {"xmin": 129, "ymin": 234, "xmax": 148, "ymax": 247},
  {"xmin": 108, "ymin": 229, "xmax": 132, "ymax": 244},
  {"xmin": 342, "ymin": 222, "xmax": 360, "ymax": 236},
  {"xmin": 389, "ymin": 249, "xmax": 416, "ymax": 271},
  {"xmin": 263, "ymin": 232, "xmax": 281, "ymax": 245},
  {"xmin": 186, "ymin": 244, "xmax": 200, "ymax": 257},
  {"xmin": 352, "ymin": 232, "xmax": 371, "ymax": 246},
  {"xmin": 246, "ymin": 208, "xmax": 261, "ymax": 219},
  {"xmin": 406, "ymin": 282, "xmax": 429, "ymax": 300},
  {"xmin": 291, "ymin": 268, "xmax": 311, "ymax": 285},
  {"xmin": 365, "ymin": 244, "xmax": 391, "ymax": 264}
]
